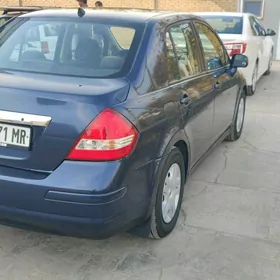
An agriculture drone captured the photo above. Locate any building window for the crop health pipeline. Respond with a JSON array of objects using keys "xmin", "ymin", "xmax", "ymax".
[{"xmin": 242, "ymin": 0, "xmax": 265, "ymax": 18}]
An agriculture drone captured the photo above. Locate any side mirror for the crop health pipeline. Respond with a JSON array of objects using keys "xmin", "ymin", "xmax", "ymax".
[
  {"xmin": 230, "ymin": 54, "xmax": 248, "ymax": 68},
  {"xmin": 266, "ymin": 29, "xmax": 276, "ymax": 36},
  {"xmin": 207, "ymin": 57, "xmax": 223, "ymax": 70}
]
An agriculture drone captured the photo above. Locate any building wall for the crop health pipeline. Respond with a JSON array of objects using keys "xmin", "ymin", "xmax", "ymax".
[
  {"xmin": 259, "ymin": 0, "xmax": 280, "ymax": 59},
  {"xmin": 0, "ymin": 0, "xmax": 237, "ymax": 12}
]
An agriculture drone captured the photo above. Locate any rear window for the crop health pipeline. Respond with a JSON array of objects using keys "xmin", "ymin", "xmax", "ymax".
[
  {"xmin": 110, "ymin": 26, "xmax": 135, "ymax": 49},
  {"xmin": 202, "ymin": 16, "xmax": 243, "ymax": 34},
  {"xmin": 0, "ymin": 17, "xmax": 144, "ymax": 78}
]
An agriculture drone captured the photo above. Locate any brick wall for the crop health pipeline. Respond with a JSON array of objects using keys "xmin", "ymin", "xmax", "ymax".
[{"xmin": 0, "ymin": 0, "xmax": 237, "ymax": 12}]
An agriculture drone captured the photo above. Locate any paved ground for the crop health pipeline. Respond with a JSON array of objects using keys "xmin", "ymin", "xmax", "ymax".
[{"xmin": 1, "ymin": 63, "xmax": 280, "ymax": 280}]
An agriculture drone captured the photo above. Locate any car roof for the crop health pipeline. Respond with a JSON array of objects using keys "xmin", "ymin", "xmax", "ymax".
[{"xmin": 19, "ymin": 8, "xmax": 198, "ymax": 23}]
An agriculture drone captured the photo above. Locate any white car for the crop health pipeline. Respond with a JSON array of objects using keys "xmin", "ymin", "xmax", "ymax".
[
  {"xmin": 10, "ymin": 23, "xmax": 59, "ymax": 61},
  {"xmin": 195, "ymin": 12, "xmax": 276, "ymax": 96}
]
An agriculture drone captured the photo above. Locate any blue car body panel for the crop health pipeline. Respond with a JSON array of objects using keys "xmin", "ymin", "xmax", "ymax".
[{"xmin": 0, "ymin": 9, "xmax": 246, "ymax": 238}]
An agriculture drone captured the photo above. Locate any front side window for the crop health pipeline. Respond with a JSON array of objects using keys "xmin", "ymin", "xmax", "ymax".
[
  {"xmin": 249, "ymin": 16, "xmax": 266, "ymax": 36},
  {"xmin": 0, "ymin": 17, "xmax": 144, "ymax": 78},
  {"xmin": 254, "ymin": 17, "xmax": 266, "ymax": 35},
  {"xmin": 194, "ymin": 21, "xmax": 228, "ymax": 71},
  {"xmin": 165, "ymin": 21, "xmax": 201, "ymax": 83}
]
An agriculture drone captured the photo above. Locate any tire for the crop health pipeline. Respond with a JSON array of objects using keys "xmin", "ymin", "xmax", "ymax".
[
  {"xmin": 150, "ymin": 147, "xmax": 185, "ymax": 239},
  {"xmin": 264, "ymin": 50, "xmax": 273, "ymax": 76},
  {"xmin": 226, "ymin": 89, "xmax": 246, "ymax": 142},
  {"xmin": 247, "ymin": 62, "xmax": 258, "ymax": 96}
]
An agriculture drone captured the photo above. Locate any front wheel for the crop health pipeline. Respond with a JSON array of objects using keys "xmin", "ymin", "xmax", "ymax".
[
  {"xmin": 226, "ymin": 89, "xmax": 246, "ymax": 142},
  {"xmin": 150, "ymin": 147, "xmax": 185, "ymax": 239}
]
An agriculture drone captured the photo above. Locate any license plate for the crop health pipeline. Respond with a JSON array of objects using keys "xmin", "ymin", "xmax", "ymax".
[{"xmin": 0, "ymin": 123, "xmax": 31, "ymax": 148}]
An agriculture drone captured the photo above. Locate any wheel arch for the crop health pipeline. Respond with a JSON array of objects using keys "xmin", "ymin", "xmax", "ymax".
[
  {"xmin": 174, "ymin": 140, "xmax": 189, "ymax": 178},
  {"xmin": 148, "ymin": 130, "xmax": 191, "ymax": 218}
]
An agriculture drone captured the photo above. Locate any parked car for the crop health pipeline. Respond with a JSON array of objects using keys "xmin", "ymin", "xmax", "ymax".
[
  {"xmin": 0, "ymin": 9, "xmax": 248, "ymax": 239},
  {"xmin": 0, "ymin": 6, "xmax": 42, "ymax": 26},
  {"xmin": 196, "ymin": 12, "xmax": 276, "ymax": 96}
]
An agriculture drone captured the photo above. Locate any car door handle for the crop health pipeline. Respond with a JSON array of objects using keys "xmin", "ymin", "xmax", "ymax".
[
  {"xmin": 213, "ymin": 82, "xmax": 220, "ymax": 90},
  {"xmin": 180, "ymin": 93, "xmax": 190, "ymax": 105}
]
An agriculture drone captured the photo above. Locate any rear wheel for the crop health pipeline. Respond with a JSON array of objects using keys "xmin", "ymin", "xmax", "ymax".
[
  {"xmin": 150, "ymin": 147, "xmax": 185, "ymax": 239},
  {"xmin": 226, "ymin": 89, "xmax": 246, "ymax": 142},
  {"xmin": 247, "ymin": 62, "xmax": 258, "ymax": 96}
]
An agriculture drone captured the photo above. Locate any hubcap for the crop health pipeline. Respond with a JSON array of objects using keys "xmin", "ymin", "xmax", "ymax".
[
  {"xmin": 236, "ymin": 97, "xmax": 245, "ymax": 133},
  {"xmin": 252, "ymin": 65, "xmax": 258, "ymax": 92},
  {"xmin": 162, "ymin": 163, "xmax": 181, "ymax": 224}
]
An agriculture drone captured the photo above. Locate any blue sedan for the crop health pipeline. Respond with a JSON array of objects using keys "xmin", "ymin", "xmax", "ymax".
[{"xmin": 0, "ymin": 8, "xmax": 248, "ymax": 239}]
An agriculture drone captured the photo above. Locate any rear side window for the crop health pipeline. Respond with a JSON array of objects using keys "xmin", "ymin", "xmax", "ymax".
[
  {"xmin": 0, "ymin": 18, "xmax": 144, "ymax": 78},
  {"xmin": 202, "ymin": 16, "xmax": 243, "ymax": 35},
  {"xmin": 165, "ymin": 21, "xmax": 201, "ymax": 83}
]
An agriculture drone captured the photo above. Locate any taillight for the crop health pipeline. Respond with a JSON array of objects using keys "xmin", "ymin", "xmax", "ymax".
[
  {"xmin": 66, "ymin": 108, "xmax": 139, "ymax": 161},
  {"xmin": 224, "ymin": 42, "xmax": 247, "ymax": 57}
]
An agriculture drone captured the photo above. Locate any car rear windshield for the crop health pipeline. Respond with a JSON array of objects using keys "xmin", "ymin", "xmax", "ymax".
[
  {"xmin": 202, "ymin": 16, "xmax": 243, "ymax": 34},
  {"xmin": 0, "ymin": 17, "xmax": 144, "ymax": 78}
]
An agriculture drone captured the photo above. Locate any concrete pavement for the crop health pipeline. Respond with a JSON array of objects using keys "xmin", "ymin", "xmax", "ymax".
[{"xmin": 1, "ymin": 63, "xmax": 280, "ymax": 280}]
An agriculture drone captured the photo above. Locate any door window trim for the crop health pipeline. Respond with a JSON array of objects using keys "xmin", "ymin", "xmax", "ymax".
[
  {"xmin": 164, "ymin": 19, "xmax": 205, "ymax": 85},
  {"xmin": 192, "ymin": 19, "xmax": 231, "ymax": 74}
]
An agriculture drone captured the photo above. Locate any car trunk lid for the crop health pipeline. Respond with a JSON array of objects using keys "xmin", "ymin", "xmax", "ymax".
[{"xmin": 0, "ymin": 71, "xmax": 130, "ymax": 172}]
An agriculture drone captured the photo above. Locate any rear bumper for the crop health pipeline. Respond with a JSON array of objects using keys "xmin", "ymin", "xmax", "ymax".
[
  {"xmin": 0, "ymin": 159, "xmax": 157, "ymax": 238},
  {"xmin": 0, "ymin": 203, "xmax": 138, "ymax": 239}
]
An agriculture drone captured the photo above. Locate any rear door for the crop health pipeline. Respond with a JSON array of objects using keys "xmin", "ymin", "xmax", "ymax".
[
  {"xmin": 193, "ymin": 20, "xmax": 237, "ymax": 140},
  {"xmin": 166, "ymin": 21, "xmax": 215, "ymax": 165}
]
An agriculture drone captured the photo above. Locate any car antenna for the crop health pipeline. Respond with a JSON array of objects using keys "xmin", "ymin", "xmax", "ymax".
[{"xmin": 77, "ymin": 7, "xmax": 85, "ymax": 17}]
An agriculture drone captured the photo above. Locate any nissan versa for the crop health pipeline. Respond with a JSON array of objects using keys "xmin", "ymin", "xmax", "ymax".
[{"xmin": 0, "ymin": 8, "xmax": 248, "ymax": 239}]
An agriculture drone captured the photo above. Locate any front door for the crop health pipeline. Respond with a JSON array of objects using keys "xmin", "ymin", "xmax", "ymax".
[
  {"xmin": 254, "ymin": 17, "xmax": 272, "ymax": 74},
  {"xmin": 193, "ymin": 20, "xmax": 237, "ymax": 138}
]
